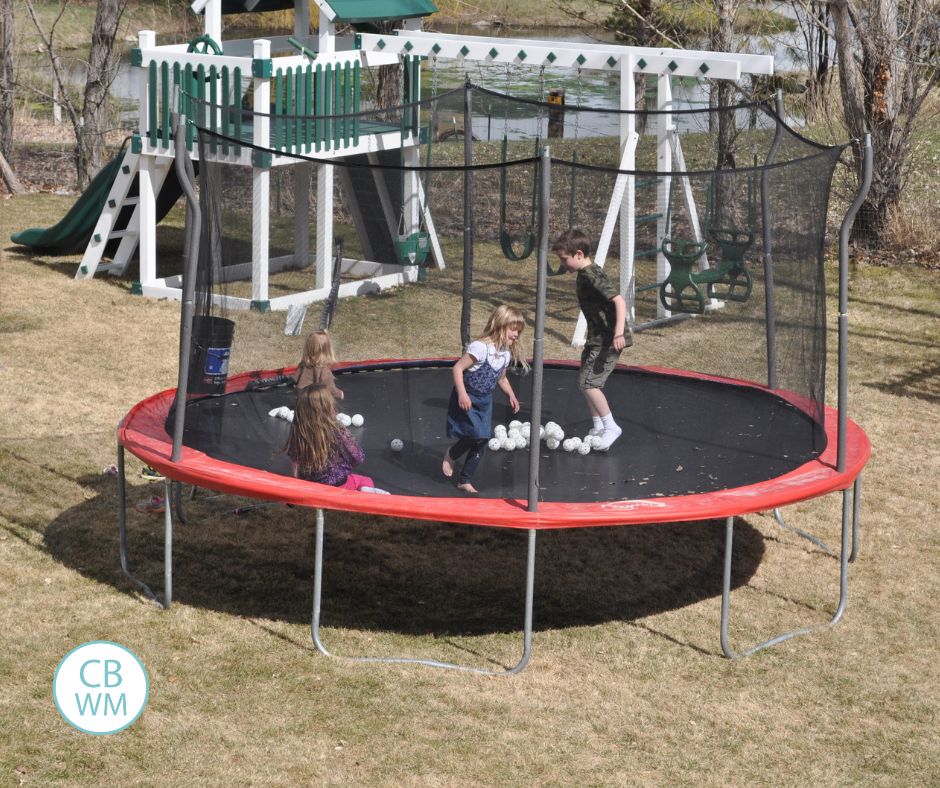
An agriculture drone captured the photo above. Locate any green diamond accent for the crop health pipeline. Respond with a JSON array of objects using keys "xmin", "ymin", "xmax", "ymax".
[
  {"xmin": 122, "ymin": 165, "xmax": 130, "ymax": 174},
  {"xmin": 460, "ymin": 45, "xmax": 470, "ymax": 57},
  {"xmin": 93, "ymin": 233, "xmax": 102, "ymax": 243},
  {"xmin": 699, "ymin": 62, "xmax": 710, "ymax": 74},
  {"xmin": 607, "ymin": 56, "xmax": 617, "ymax": 67},
  {"xmin": 546, "ymin": 52, "xmax": 557, "ymax": 63},
  {"xmin": 489, "ymin": 47, "xmax": 499, "ymax": 59},
  {"xmin": 637, "ymin": 58, "xmax": 647, "ymax": 69},
  {"xmin": 431, "ymin": 43, "xmax": 441, "ymax": 54},
  {"xmin": 576, "ymin": 53, "xmax": 587, "ymax": 66},
  {"xmin": 108, "ymin": 199, "xmax": 116, "ymax": 208},
  {"xmin": 668, "ymin": 60, "xmax": 678, "ymax": 72},
  {"xmin": 517, "ymin": 49, "xmax": 527, "ymax": 61},
  {"xmin": 376, "ymin": 38, "xmax": 386, "ymax": 49},
  {"xmin": 403, "ymin": 41, "xmax": 413, "ymax": 52}
]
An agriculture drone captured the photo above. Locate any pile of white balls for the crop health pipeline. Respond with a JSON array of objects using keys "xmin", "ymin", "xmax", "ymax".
[
  {"xmin": 487, "ymin": 420, "xmax": 606, "ymax": 455},
  {"xmin": 336, "ymin": 413, "xmax": 365, "ymax": 428}
]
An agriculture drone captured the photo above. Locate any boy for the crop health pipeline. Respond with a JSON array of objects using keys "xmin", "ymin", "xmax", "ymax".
[{"xmin": 552, "ymin": 228, "xmax": 631, "ymax": 450}]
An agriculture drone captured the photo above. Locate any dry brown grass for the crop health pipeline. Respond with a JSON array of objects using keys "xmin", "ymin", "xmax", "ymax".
[{"xmin": 1, "ymin": 177, "xmax": 939, "ymax": 786}]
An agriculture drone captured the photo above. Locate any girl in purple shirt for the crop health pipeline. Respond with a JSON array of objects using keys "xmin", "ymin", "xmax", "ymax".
[{"xmin": 285, "ymin": 383, "xmax": 374, "ymax": 491}]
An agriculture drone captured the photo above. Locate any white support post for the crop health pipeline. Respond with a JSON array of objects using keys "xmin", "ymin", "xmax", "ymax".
[
  {"xmin": 619, "ymin": 56, "xmax": 638, "ymax": 329},
  {"xmin": 316, "ymin": 163, "xmax": 334, "ymax": 290},
  {"xmin": 656, "ymin": 73, "xmax": 673, "ymax": 320},
  {"xmin": 137, "ymin": 31, "xmax": 158, "ymax": 288},
  {"xmin": 318, "ymin": 10, "xmax": 335, "ymax": 55},
  {"xmin": 202, "ymin": 0, "xmax": 222, "ymax": 46},
  {"xmin": 252, "ymin": 39, "xmax": 271, "ymax": 305}
]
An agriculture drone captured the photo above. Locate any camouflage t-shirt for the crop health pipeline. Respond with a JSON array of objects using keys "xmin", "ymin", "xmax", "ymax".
[{"xmin": 576, "ymin": 263, "xmax": 619, "ymax": 343}]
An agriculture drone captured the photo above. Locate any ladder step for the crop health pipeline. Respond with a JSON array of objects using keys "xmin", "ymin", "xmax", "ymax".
[{"xmin": 107, "ymin": 230, "xmax": 137, "ymax": 240}]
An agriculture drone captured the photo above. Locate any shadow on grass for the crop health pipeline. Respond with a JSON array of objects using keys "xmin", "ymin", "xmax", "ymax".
[{"xmin": 43, "ymin": 475, "xmax": 764, "ymax": 638}]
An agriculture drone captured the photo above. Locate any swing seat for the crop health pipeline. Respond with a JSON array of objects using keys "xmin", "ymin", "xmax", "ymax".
[
  {"xmin": 499, "ymin": 230, "xmax": 537, "ymax": 263},
  {"xmin": 659, "ymin": 238, "xmax": 709, "ymax": 315},
  {"xmin": 705, "ymin": 228, "xmax": 754, "ymax": 303},
  {"xmin": 394, "ymin": 231, "xmax": 430, "ymax": 266}
]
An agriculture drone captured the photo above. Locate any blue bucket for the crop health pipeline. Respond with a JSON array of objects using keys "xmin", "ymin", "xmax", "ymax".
[{"xmin": 188, "ymin": 315, "xmax": 235, "ymax": 395}]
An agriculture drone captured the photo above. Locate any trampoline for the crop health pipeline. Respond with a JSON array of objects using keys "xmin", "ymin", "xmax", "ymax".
[
  {"xmin": 116, "ymin": 81, "xmax": 873, "ymax": 673},
  {"xmin": 118, "ymin": 358, "xmax": 868, "ymax": 672}
]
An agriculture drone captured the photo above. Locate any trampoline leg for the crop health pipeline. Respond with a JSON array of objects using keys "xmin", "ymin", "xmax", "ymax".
[
  {"xmin": 163, "ymin": 477, "xmax": 173, "ymax": 608},
  {"xmin": 772, "ymin": 472, "xmax": 862, "ymax": 562},
  {"xmin": 117, "ymin": 442, "xmax": 166, "ymax": 607},
  {"xmin": 771, "ymin": 508, "xmax": 836, "ymax": 557},
  {"xmin": 311, "ymin": 511, "xmax": 536, "ymax": 675},
  {"xmin": 721, "ymin": 490, "xmax": 852, "ymax": 658}
]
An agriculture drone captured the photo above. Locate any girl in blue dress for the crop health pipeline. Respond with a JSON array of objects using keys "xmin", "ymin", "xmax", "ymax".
[{"xmin": 443, "ymin": 305, "xmax": 528, "ymax": 494}]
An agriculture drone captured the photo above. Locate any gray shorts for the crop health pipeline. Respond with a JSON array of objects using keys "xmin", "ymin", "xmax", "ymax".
[{"xmin": 578, "ymin": 343, "xmax": 622, "ymax": 390}]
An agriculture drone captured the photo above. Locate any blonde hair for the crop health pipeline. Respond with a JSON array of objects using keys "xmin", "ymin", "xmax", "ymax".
[
  {"xmin": 479, "ymin": 304, "xmax": 529, "ymax": 371},
  {"xmin": 300, "ymin": 330, "xmax": 337, "ymax": 370},
  {"xmin": 284, "ymin": 383, "xmax": 340, "ymax": 473}
]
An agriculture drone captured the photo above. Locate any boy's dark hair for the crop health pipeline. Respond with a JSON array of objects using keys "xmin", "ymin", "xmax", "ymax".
[{"xmin": 551, "ymin": 228, "xmax": 594, "ymax": 257}]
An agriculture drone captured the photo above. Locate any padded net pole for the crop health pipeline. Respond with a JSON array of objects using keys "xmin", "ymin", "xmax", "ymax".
[
  {"xmin": 527, "ymin": 148, "xmax": 551, "ymax": 513},
  {"xmin": 760, "ymin": 91, "xmax": 786, "ymax": 389},
  {"xmin": 837, "ymin": 134, "xmax": 872, "ymax": 472},
  {"xmin": 460, "ymin": 78, "xmax": 474, "ymax": 350},
  {"xmin": 170, "ymin": 109, "xmax": 201, "ymax": 463}
]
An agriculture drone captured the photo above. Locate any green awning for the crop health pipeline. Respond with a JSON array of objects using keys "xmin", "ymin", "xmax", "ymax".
[{"xmin": 215, "ymin": 0, "xmax": 436, "ymax": 21}]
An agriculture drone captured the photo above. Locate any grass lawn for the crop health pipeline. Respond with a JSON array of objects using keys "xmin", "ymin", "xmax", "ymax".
[{"xmin": 1, "ymin": 145, "xmax": 939, "ymax": 786}]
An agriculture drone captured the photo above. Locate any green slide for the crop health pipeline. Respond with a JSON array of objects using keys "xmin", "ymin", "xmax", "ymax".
[{"xmin": 11, "ymin": 143, "xmax": 187, "ymax": 257}]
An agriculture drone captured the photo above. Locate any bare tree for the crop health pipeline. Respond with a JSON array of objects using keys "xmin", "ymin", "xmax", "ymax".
[
  {"xmin": 0, "ymin": 0, "xmax": 14, "ymax": 160},
  {"xmin": 24, "ymin": 0, "xmax": 127, "ymax": 189},
  {"xmin": 792, "ymin": 1, "xmax": 835, "ymax": 119},
  {"xmin": 828, "ymin": 0, "xmax": 940, "ymax": 243}
]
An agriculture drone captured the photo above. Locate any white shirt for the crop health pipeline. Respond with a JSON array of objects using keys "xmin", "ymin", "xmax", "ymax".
[{"xmin": 466, "ymin": 340, "xmax": 510, "ymax": 375}]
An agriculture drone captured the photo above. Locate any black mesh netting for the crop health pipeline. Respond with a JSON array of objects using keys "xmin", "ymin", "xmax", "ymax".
[{"xmin": 182, "ymin": 81, "xmax": 846, "ymax": 490}]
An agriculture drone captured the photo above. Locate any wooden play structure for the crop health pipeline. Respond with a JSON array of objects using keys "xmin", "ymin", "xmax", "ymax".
[{"xmin": 69, "ymin": 0, "xmax": 775, "ymax": 333}]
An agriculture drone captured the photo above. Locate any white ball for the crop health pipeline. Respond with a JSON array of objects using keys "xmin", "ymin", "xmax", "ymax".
[
  {"xmin": 562, "ymin": 438, "xmax": 576, "ymax": 452},
  {"xmin": 520, "ymin": 424, "xmax": 531, "ymax": 439},
  {"xmin": 538, "ymin": 425, "xmax": 546, "ymax": 440},
  {"xmin": 508, "ymin": 428, "xmax": 522, "ymax": 442},
  {"xmin": 509, "ymin": 419, "xmax": 523, "ymax": 430},
  {"xmin": 517, "ymin": 436, "xmax": 529, "ymax": 449},
  {"xmin": 571, "ymin": 437, "xmax": 582, "ymax": 449},
  {"xmin": 546, "ymin": 437, "xmax": 560, "ymax": 450},
  {"xmin": 488, "ymin": 437, "xmax": 502, "ymax": 451},
  {"xmin": 337, "ymin": 413, "xmax": 352, "ymax": 427},
  {"xmin": 390, "ymin": 438, "xmax": 404, "ymax": 451},
  {"xmin": 550, "ymin": 425, "xmax": 565, "ymax": 441},
  {"xmin": 589, "ymin": 434, "xmax": 603, "ymax": 450},
  {"xmin": 502, "ymin": 436, "xmax": 517, "ymax": 451},
  {"xmin": 494, "ymin": 424, "xmax": 508, "ymax": 438},
  {"xmin": 578, "ymin": 441, "xmax": 592, "ymax": 455},
  {"xmin": 351, "ymin": 413, "xmax": 364, "ymax": 427}
]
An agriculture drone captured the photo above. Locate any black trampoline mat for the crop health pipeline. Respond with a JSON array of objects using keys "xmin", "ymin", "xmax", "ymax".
[{"xmin": 174, "ymin": 362, "xmax": 825, "ymax": 503}]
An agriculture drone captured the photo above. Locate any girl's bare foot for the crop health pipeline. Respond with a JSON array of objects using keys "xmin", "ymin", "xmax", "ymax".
[
  {"xmin": 457, "ymin": 482, "xmax": 478, "ymax": 494},
  {"xmin": 442, "ymin": 451, "xmax": 455, "ymax": 478}
]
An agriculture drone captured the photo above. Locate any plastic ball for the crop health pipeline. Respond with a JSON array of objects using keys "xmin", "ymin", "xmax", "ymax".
[
  {"xmin": 508, "ymin": 419, "xmax": 523, "ymax": 430},
  {"xmin": 571, "ymin": 437, "xmax": 582, "ymax": 449},
  {"xmin": 538, "ymin": 425, "xmax": 546, "ymax": 440},
  {"xmin": 488, "ymin": 437, "xmax": 502, "ymax": 451},
  {"xmin": 578, "ymin": 441, "xmax": 592, "ymax": 455},
  {"xmin": 336, "ymin": 413, "xmax": 352, "ymax": 427},
  {"xmin": 390, "ymin": 438, "xmax": 404, "ymax": 451},
  {"xmin": 546, "ymin": 437, "xmax": 560, "ymax": 450},
  {"xmin": 494, "ymin": 424, "xmax": 508, "ymax": 437},
  {"xmin": 351, "ymin": 413, "xmax": 364, "ymax": 427},
  {"xmin": 508, "ymin": 428, "xmax": 522, "ymax": 442},
  {"xmin": 589, "ymin": 435, "xmax": 603, "ymax": 450},
  {"xmin": 502, "ymin": 436, "xmax": 517, "ymax": 451},
  {"xmin": 562, "ymin": 438, "xmax": 576, "ymax": 452},
  {"xmin": 520, "ymin": 423, "xmax": 531, "ymax": 439}
]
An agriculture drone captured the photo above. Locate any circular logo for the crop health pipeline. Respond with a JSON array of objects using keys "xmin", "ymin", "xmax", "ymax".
[{"xmin": 53, "ymin": 641, "xmax": 149, "ymax": 735}]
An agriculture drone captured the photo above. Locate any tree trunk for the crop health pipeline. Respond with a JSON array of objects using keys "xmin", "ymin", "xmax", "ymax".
[
  {"xmin": 79, "ymin": 0, "xmax": 125, "ymax": 188},
  {"xmin": 374, "ymin": 21, "xmax": 403, "ymax": 111},
  {"xmin": 830, "ymin": 0, "xmax": 940, "ymax": 244},
  {"xmin": 0, "ymin": 0, "xmax": 14, "ymax": 162},
  {"xmin": 712, "ymin": 0, "xmax": 737, "ymax": 170},
  {"xmin": 0, "ymin": 149, "xmax": 23, "ymax": 194}
]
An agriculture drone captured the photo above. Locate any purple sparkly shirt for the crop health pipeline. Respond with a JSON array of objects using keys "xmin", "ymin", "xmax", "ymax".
[{"xmin": 290, "ymin": 428, "xmax": 365, "ymax": 486}]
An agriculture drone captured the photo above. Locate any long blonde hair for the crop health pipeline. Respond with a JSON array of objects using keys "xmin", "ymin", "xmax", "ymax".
[
  {"xmin": 300, "ymin": 330, "xmax": 337, "ymax": 371},
  {"xmin": 285, "ymin": 383, "xmax": 340, "ymax": 472},
  {"xmin": 479, "ymin": 305, "xmax": 529, "ymax": 371}
]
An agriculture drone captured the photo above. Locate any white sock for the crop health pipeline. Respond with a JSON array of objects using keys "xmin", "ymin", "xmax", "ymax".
[
  {"xmin": 590, "ymin": 416, "xmax": 604, "ymax": 436},
  {"xmin": 601, "ymin": 413, "xmax": 619, "ymax": 431}
]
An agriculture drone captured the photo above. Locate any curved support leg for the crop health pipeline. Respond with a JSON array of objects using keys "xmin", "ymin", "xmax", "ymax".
[
  {"xmin": 772, "ymin": 472, "xmax": 862, "ymax": 562},
  {"xmin": 721, "ymin": 487, "xmax": 852, "ymax": 658},
  {"xmin": 117, "ymin": 442, "xmax": 172, "ymax": 608},
  {"xmin": 311, "ymin": 509, "xmax": 536, "ymax": 675}
]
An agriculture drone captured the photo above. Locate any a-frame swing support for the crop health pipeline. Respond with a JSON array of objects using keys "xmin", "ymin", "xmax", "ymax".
[{"xmin": 356, "ymin": 30, "xmax": 774, "ymax": 345}]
